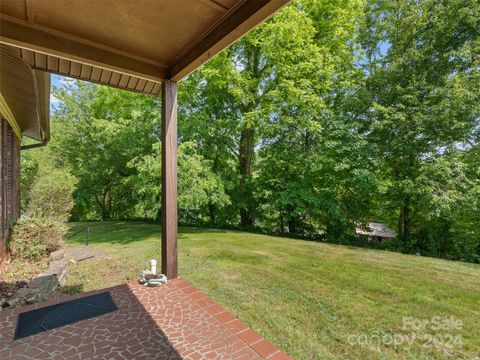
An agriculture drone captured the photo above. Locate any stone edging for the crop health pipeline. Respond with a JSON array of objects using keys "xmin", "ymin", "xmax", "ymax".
[
  {"xmin": 1, "ymin": 245, "xmax": 106, "ymax": 309},
  {"xmin": 2, "ymin": 249, "xmax": 70, "ymax": 309}
]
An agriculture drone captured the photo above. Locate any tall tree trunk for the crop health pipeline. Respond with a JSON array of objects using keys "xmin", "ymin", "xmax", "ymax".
[
  {"xmin": 237, "ymin": 43, "xmax": 263, "ymax": 228},
  {"xmin": 96, "ymin": 192, "xmax": 109, "ymax": 220},
  {"xmin": 288, "ymin": 219, "xmax": 297, "ymax": 235},
  {"xmin": 279, "ymin": 211, "xmax": 284, "ymax": 234},
  {"xmin": 286, "ymin": 204, "xmax": 298, "ymax": 234},
  {"xmin": 398, "ymin": 197, "xmax": 411, "ymax": 242},
  {"xmin": 239, "ymin": 126, "xmax": 254, "ymax": 227},
  {"xmin": 208, "ymin": 203, "xmax": 215, "ymax": 223}
]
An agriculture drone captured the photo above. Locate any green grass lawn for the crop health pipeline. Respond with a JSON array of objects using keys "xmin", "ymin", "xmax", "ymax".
[{"xmin": 65, "ymin": 221, "xmax": 480, "ymax": 360}]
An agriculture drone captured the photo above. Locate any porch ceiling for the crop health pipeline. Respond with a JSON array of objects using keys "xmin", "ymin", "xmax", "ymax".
[{"xmin": 0, "ymin": 0, "xmax": 290, "ymax": 94}]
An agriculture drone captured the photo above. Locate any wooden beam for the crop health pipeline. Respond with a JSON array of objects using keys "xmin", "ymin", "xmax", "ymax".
[
  {"xmin": 199, "ymin": 0, "xmax": 229, "ymax": 12},
  {"xmin": 168, "ymin": 0, "xmax": 291, "ymax": 81},
  {"xmin": 0, "ymin": 16, "xmax": 167, "ymax": 82},
  {"xmin": 161, "ymin": 80, "xmax": 178, "ymax": 279}
]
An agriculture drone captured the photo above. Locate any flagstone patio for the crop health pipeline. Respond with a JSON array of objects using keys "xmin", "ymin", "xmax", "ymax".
[{"xmin": 0, "ymin": 278, "xmax": 291, "ymax": 360}]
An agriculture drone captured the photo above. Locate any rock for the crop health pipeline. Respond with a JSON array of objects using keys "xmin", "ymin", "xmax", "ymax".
[
  {"xmin": 50, "ymin": 248, "xmax": 66, "ymax": 261},
  {"xmin": 13, "ymin": 287, "xmax": 38, "ymax": 298},
  {"xmin": 139, "ymin": 269, "xmax": 154, "ymax": 284},
  {"xmin": 1, "ymin": 245, "xmax": 103, "ymax": 309},
  {"xmin": 7, "ymin": 296, "xmax": 23, "ymax": 308},
  {"xmin": 57, "ymin": 267, "xmax": 68, "ymax": 286},
  {"xmin": 4, "ymin": 249, "xmax": 74, "ymax": 309},
  {"xmin": 140, "ymin": 269, "xmax": 167, "ymax": 287},
  {"xmin": 23, "ymin": 274, "xmax": 59, "ymax": 305},
  {"xmin": 22, "ymin": 288, "xmax": 41, "ymax": 304},
  {"xmin": 29, "ymin": 274, "xmax": 57, "ymax": 289},
  {"xmin": 46, "ymin": 260, "xmax": 68, "ymax": 276}
]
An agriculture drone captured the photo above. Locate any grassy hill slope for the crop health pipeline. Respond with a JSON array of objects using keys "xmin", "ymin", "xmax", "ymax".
[{"xmin": 66, "ymin": 221, "xmax": 480, "ymax": 359}]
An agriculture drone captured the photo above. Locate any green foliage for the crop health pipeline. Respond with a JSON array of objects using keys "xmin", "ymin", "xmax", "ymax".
[
  {"xmin": 133, "ymin": 141, "xmax": 230, "ymax": 222},
  {"xmin": 358, "ymin": 0, "xmax": 480, "ymax": 255},
  {"xmin": 51, "ymin": 81, "xmax": 161, "ymax": 220},
  {"xmin": 20, "ymin": 149, "xmax": 39, "ymax": 212},
  {"xmin": 179, "ymin": 0, "xmax": 368, "ymax": 232},
  {"xmin": 9, "ymin": 218, "xmax": 66, "ymax": 261},
  {"xmin": 26, "ymin": 169, "xmax": 76, "ymax": 222}
]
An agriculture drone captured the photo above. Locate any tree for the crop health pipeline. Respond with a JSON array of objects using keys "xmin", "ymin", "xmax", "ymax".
[
  {"xmin": 51, "ymin": 81, "xmax": 160, "ymax": 220},
  {"xmin": 133, "ymin": 141, "xmax": 230, "ymax": 222},
  {"xmin": 20, "ymin": 135, "xmax": 77, "ymax": 221},
  {"xmin": 179, "ymin": 2, "xmax": 365, "ymax": 230},
  {"xmin": 359, "ymin": 0, "xmax": 480, "ymax": 249},
  {"xmin": 26, "ymin": 169, "xmax": 76, "ymax": 222},
  {"xmin": 24, "ymin": 0, "xmax": 479, "ymax": 263},
  {"xmin": 255, "ymin": 0, "xmax": 373, "ymax": 237}
]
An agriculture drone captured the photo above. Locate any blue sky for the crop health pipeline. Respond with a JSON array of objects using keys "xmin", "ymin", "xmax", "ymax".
[{"xmin": 50, "ymin": 74, "xmax": 70, "ymax": 112}]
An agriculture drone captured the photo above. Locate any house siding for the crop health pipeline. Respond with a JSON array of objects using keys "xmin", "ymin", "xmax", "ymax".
[{"xmin": 0, "ymin": 118, "xmax": 20, "ymax": 267}]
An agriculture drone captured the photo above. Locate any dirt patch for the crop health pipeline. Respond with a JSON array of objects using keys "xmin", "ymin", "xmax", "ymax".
[
  {"xmin": 64, "ymin": 245, "xmax": 108, "ymax": 262},
  {"xmin": 221, "ymin": 272, "xmax": 241, "ymax": 279},
  {"xmin": 0, "ymin": 259, "xmax": 47, "ymax": 302},
  {"xmin": 0, "ymin": 280, "xmax": 28, "ymax": 301},
  {"xmin": 1, "ymin": 245, "xmax": 108, "ymax": 308},
  {"xmin": 252, "ymin": 250, "xmax": 280, "ymax": 260}
]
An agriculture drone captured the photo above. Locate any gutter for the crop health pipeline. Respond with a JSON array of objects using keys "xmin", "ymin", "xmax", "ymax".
[
  {"xmin": 21, "ymin": 138, "xmax": 49, "ymax": 150},
  {"xmin": 0, "ymin": 92, "xmax": 23, "ymax": 139}
]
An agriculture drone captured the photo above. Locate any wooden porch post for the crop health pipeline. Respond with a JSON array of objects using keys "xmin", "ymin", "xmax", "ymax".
[{"xmin": 161, "ymin": 80, "xmax": 178, "ymax": 279}]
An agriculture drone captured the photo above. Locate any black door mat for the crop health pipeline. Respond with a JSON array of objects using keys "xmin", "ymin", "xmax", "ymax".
[{"xmin": 14, "ymin": 291, "xmax": 118, "ymax": 340}]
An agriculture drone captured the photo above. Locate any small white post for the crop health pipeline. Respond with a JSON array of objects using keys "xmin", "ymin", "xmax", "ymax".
[{"xmin": 150, "ymin": 259, "xmax": 157, "ymax": 275}]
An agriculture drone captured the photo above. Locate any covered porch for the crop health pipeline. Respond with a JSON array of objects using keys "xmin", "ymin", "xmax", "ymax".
[
  {"xmin": 0, "ymin": 279, "xmax": 289, "ymax": 359},
  {"xmin": 0, "ymin": 0, "xmax": 290, "ymax": 278},
  {"xmin": 0, "ymin": 0, "xmax": 291, "ymax": 358}
]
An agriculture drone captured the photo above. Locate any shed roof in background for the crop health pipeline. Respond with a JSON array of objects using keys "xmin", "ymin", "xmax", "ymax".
[{"xmin": 356, "ymin": 222, "xmax": 397, "ymax": 239}]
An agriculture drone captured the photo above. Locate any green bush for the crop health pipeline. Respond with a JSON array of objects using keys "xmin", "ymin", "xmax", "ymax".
[
  {"xmin": 8, "ymin": 218, "xmax": 67, "ymax": 261},
  {"xmin": 26, "ymin": 169, "xmax": 76, "ymax": 222}
]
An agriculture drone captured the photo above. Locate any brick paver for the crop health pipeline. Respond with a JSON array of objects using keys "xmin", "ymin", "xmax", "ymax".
[{"xmin": 0, "ymin": 279, "xmax": 291, "ymax": 359}]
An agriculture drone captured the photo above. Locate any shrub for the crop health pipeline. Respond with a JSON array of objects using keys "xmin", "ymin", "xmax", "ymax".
[
  {"xmin": 8, "ymin": 218, "xmax": 67, "ymax": 261},
  {"xmin": 26, "ymin": 169, "xmax": 76, "ymax": 222}
]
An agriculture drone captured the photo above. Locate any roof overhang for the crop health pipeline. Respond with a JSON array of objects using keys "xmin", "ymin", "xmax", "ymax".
[
  {"xmin": 0, "ymin": 44, "xmax": 49, "ymax": 141},
  {"xmin": 0, "ymin": 0, "xmax": 291, "ymax": 96}
]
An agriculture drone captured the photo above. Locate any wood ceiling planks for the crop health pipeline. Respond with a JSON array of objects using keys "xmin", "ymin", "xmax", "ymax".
[
  {"xmin": 18, "ymin": 48, "xmax": 162, "ymax": 96},
  {"xmin": 1, "ymin": 1, "xmax": 290, "ymax": 85}
]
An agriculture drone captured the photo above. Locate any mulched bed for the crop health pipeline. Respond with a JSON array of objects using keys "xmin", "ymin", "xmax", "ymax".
[
  {"xmin": 0, "ymin": 281, "xmax": 28, "ymax": 301},
  {"xmin": 1, "ymin": 246, "xmax": 107, "ymax": 306},
  {"xmin": 0, "ymin": 260, "xmax": 47, "ymax": 303}
]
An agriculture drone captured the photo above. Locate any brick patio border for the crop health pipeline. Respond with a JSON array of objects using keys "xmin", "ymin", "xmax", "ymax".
[
  {"xmin": 0, "ymin": 278, "xmax": 292, "ymax": 360},
  {"xmin": 174, "ymin": 278, "xmax": 292, "ymax": 360}
]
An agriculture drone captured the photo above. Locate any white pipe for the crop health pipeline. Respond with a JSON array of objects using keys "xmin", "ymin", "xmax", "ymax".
[{"xmin": 150, "ymin": 259, "xmax": 157, "ymax": 274}]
